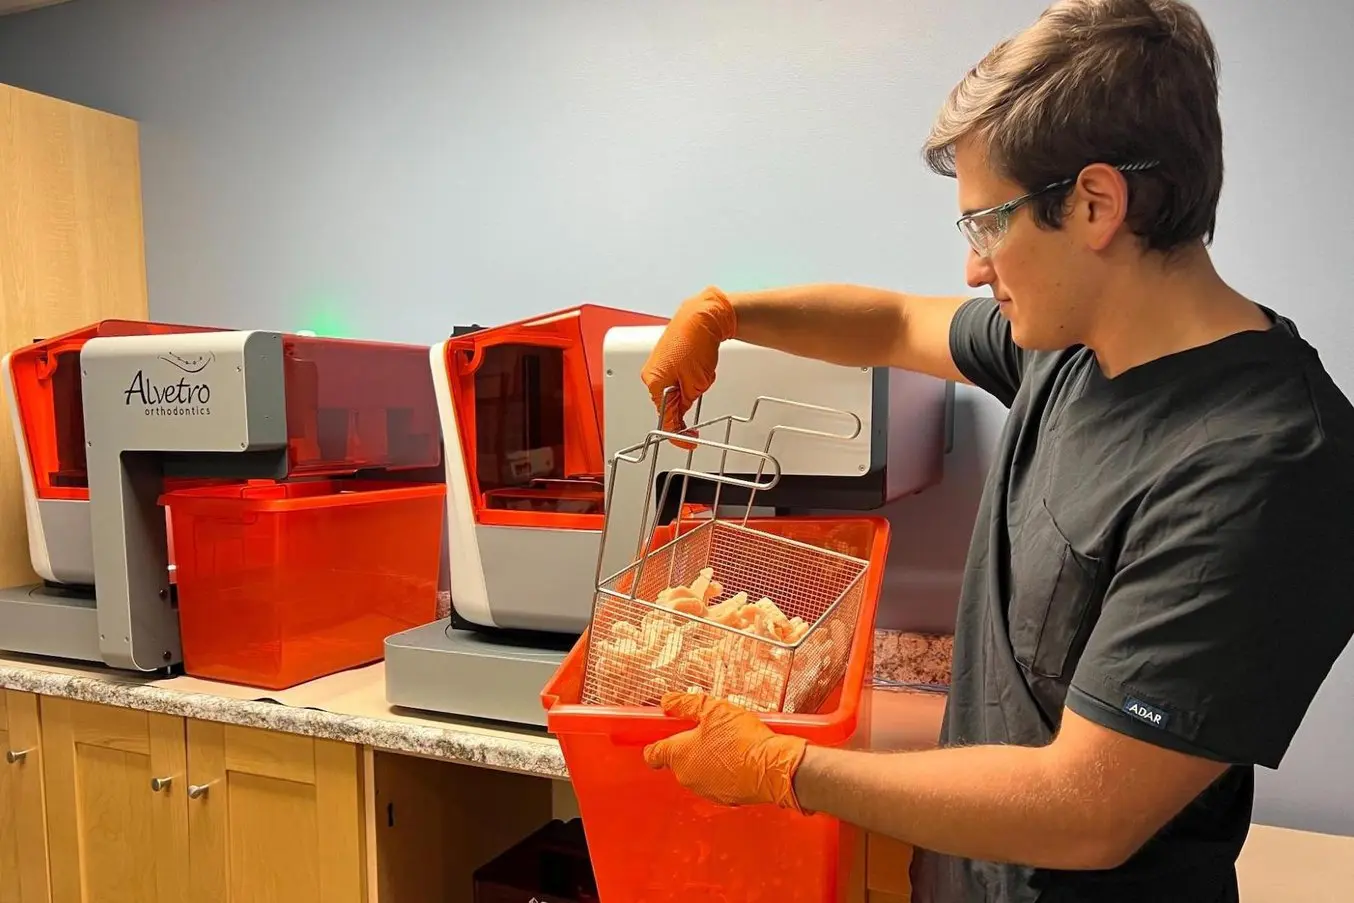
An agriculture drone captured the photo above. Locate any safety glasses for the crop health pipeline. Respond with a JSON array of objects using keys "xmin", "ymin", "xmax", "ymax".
[{"xmin": 956, "ymin": 161, "xmax": 1160, "ymax": 258}]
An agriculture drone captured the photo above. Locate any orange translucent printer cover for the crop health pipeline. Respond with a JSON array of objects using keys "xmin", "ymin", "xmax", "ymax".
[
  {"xmin": 8, "ymin": 319, "xmax": 441, "ymax": 501},
  {"xmin": 445, "ymin": 305, "xmax": 665, "ymax": 531},
  {"xmin": 282, "ymin": 333, "xmax": 441, "ymax": 477},
  {"xmin": 7, "ymin": 320, "xmax": 221, "ymax": 501}
]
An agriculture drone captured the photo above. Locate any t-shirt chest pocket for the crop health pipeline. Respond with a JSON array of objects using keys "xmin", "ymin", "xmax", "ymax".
[{"xmin": 1009, "ymin": 500, "xmax": 1104, "ymax": 680}]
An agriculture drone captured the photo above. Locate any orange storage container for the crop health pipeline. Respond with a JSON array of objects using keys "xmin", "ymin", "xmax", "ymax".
[
  {"xmin": 163, "ymin": 479, "xmax": 445, "ymax": 690},
  {"xmin": 541, "ymin": 516, "xmax": 889, "ymax": 903}
]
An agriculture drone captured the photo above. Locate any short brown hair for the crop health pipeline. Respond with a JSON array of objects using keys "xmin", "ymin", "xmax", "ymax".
[{"xmin": 924, "ymin": 0, "xmax": 1223, "ymax": 252}]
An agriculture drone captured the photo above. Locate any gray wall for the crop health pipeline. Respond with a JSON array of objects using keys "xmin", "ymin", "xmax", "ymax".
[{"xmin": 1, "ymin": 0, "xmax": 1351, "ymax": 835}]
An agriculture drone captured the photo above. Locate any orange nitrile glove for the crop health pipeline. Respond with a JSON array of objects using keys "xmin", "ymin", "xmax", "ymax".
[
  {"xmin": 642, "ymin": 692, "xmax": 808, "ymax": 811},
  {"xmin": 639, "ymin": 287, "xmax": 738, "ymax": 445}
]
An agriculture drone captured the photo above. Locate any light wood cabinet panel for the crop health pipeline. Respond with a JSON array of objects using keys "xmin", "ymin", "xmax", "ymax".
[
  {"xmin": 40, "ymin": 698, "xmax": 188, "ymax": 903},
  {"xmin": 372, "ymin": 751, "xmax": 552, "ymax": 902},
  {"xmin": 0, "ymin": 81, "xmax": 148, "ymax": 589},
  {"xmin": 867, "ymin": 832, "xmax": 913, "ymax": 900},
  {"xmin": 186, "ymin": 721, "xmax": 365, "ymax": 903},
  {"xmin": 838, "ymin": 826, "xmax": 868, "ymax": 903},
  {"xmin": 0, "ymin": 692, "xmax": 18, "ymax": 903},
  {"xmin": 0, "ymin": 691, "xmax": 51, "ymax": 903}
]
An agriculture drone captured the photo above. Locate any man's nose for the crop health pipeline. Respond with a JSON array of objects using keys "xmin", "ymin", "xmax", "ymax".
[{"xmin": 965, "ymin": 248, "xmax": 994, "ymax": 288}]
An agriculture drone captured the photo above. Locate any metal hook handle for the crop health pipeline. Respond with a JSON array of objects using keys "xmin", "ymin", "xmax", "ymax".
[
  {"xmin": 595, "ymin": 421, "xmax": 783, "ymax": 593},
  {"xmin": 593, "ymin": 386, "xmax": 862, "ymax": 598},
  {"xmin": 687, "ymin": 394, "xmax": 864, "ymax": 444},
  {"xmin": 689, "ymin": 395, "xmax": 863, "ymax": 524}
]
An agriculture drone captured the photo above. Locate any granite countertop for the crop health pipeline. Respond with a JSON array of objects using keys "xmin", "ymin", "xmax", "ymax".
[
  {"xmin": 0, "ymin": 656, "xmax": 571, "ymax": 778},
  {"xmin": 0, "ymin": 629, "xmax": 952, "ymax": 780}
]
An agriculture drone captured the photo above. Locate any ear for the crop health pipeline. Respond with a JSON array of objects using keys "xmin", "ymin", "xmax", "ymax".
[{"xmin": 1073, "ymin": 163, "xmax": 1130, "ymax": 251}]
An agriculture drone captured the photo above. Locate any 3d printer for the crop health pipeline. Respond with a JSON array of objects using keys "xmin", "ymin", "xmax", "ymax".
[
  {"xmin": 384, "ymin": 303, "xmax": 953, "ymax": 725},
  {"xmin": 2, "ymin": 320, "xmax": 444, "ymax": 687}
]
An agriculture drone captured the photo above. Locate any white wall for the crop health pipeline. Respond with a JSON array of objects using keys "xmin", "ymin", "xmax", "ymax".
[{"xmin": 1, "ymin": 0, "xmax": 1351, "ymax": 835}]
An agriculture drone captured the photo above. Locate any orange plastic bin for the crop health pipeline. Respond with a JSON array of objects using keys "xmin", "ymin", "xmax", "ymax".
[
  {"xmin": 541, "ymin": 516, "xmax": 889, "ymax": 903},
  {"xmin": 163, "ymin": 479, "xmax": 445, "ymax": 690}
]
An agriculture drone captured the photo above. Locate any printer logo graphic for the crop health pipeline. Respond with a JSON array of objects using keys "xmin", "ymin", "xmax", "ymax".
[{"xmin": 159, "ymin": 350, "xmax": 215, "ymax": 374}]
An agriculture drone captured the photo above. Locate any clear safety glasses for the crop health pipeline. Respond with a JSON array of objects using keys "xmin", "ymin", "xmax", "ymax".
[{"xmin": 956, "ymin": 161, "xmax": 1160, "ymax": 258}]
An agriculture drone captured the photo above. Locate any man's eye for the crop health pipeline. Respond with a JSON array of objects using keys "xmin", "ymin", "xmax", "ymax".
[{"xmin": 973, "ymin": 216, "xmax": 1002, "ymax": 238}]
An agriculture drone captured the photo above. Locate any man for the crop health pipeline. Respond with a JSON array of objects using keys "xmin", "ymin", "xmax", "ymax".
[{"xmin": 635, "ymin": 1, "xmax": 1354, "ymax": 901}]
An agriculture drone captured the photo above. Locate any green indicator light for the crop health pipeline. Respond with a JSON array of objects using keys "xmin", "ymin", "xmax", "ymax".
[{"xmin": 298, "ymin": 293, "xmax": 354, "ymax": 338}]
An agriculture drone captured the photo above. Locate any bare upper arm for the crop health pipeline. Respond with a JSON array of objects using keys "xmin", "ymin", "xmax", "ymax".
[{"xmin": 893, "ymin": 294, "xmax": 973, "ymax": 385}]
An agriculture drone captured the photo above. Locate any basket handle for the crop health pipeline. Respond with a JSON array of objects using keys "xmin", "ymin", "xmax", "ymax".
[
  {"xmin": 595, "ymin": 422, "xmax": 784, "ymax": 596},
  {"xmin": 657, "ymin": 393, "xmax": 865, "ymax": 541},
  {"xmin": 594, "ymin": 388, "xmax": 869, "ymax": 592},
  {"xmin": 689, "ymin": 395, "xmax": 863, "ymax": 525}
]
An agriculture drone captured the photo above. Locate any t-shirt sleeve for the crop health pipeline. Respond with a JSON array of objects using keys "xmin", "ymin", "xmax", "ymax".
[
  {"xmin": 1065, "ymin": 438, "xmax": 1354, "ymax": 769},
  {"xmin": 947, "ymin": 296, "xmax": 1029, "ymax": 407}
]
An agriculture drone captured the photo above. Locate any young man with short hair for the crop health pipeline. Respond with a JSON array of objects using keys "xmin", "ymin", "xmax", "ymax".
[{"xmin": 638, "ymin": 1, "xmax": 1354, "ymax": 899}]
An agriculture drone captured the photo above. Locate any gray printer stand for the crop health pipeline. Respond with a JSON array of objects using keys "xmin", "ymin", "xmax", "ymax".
[{"xmin": 384, "ymin": 620, "xmax": 572, "ymax": 728}]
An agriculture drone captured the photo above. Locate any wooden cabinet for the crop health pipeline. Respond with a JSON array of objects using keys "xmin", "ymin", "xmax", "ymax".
[
  {"xmin": 0, "ymin": 691, "xmax": 51, "ymax": 903},
  {"xmin": 0, "ymin": 81, "xmax": 148, "ymax": 590},
  {"xmin": 0, "ymin": 692, "xmax": 928, "ymax": 903},
  {"xmin": 39, "ymin": 699, "xmax": 365, "ymax": 903},
  {"xmin": 186, "ymin": 721, "xmax": 364, "ymax": 903},
  {"xmin": 371, "ymin": 752, "xmax": 551, "ymax": 902},
  {"xmin": 41, "ymin": 699, "xmax": 188, "ymax": 903}
]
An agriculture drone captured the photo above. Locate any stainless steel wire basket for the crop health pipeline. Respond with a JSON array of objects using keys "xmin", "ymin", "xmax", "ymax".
[{"xmin": 581, "ymin": 393, "xmax": 874, "ymax": 714}]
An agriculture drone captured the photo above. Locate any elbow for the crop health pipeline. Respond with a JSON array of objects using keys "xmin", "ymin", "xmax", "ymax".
[
  {"xmin": 1060, "ymin": 824, "xmax": 1150, "ymax": 872},
  {"xmin": 1074, "ymin": 840, "xmax": 1137, "ymax": 872}
]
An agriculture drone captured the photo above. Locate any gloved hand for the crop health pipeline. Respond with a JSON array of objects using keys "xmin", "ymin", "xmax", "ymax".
[
  {"xmin": 642, "ymin": 692, "xmax": 808, "ymax": 811},
  {"xmin": 639, "ymin": 287, "xmax": 738, "ymax": 443}
]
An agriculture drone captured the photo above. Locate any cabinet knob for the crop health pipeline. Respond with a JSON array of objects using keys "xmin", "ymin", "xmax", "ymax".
[
  {"xmin": 5, "ymin": 749, "xmax": 30, "ymax": 764},
  {"xmin": 150, "ymin": 776, "xmax": 173, "ymax": 792},
  {"xmin": 188, "ymin": 783, "xmax": 211, "ymax": 800}
]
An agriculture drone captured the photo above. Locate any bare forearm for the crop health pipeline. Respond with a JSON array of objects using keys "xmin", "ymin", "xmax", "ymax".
[
  {"xmin": 727, "ymin": 284, "xmax": 969, "ymax": 381},
  {"xmin": 792, "ymin": 744, "xmax": 1123, "ymax": 870},
  {"xmin": 726, "ymin": 284, "xmax": 910, "ymax": 366}
]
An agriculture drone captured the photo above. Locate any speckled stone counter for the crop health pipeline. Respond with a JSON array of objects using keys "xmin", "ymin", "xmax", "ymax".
[
  {"xmin": 0, "ymin": 655, "xmax": 569, "ymax": 778},
  {"xmin": 0, "ymin": 628, "xmax": 952, "ymax": 781},
  {"xmin": 873, "ymin": 629, "xmax": 954, "ymax": 688}
]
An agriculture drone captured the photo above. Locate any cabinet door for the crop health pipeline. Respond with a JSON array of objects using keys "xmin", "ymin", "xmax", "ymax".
[
  {"xmin": 41, "ymin": 698, "xmax": 189, "ymax": 903},
  {"xmin": 0, "ymin": 691, "xmax": 51, "ymax": 903},
  {"xmin": 186, "ymin": 721, "xmax": 364, "ymax": 903}
]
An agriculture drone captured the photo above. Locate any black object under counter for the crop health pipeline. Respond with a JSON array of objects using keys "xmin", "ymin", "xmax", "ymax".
[{"xmin": 473, "ymin": 818, "xmax": 598, "ymax": 903}]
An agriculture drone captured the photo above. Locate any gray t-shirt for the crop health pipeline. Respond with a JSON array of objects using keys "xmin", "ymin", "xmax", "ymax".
[{"xmin": 910, "ymin": 297, "xmax": 1354, "ymax": 903}]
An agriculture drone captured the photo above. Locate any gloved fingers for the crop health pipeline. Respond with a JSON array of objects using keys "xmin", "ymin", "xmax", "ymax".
[
  {"xmin": 642, "ymin": 737, "xmax": 676, "ymax": 769},
  {"xmin": 659, "ymin": 690, "xmax": 709, "ymax": 720},
  {"xmin": 676, "ymin": 365, "xmax": 714, "ymax": 415},
  {"xmin": 672, "ymin": 368, "xmax": 718, "ymax": 449},
  {"xmin": 662, "ymin": 403, "xmax": 695, "ymax": 445},
  {"xmin": 646, "ymin": 384, "xmax": 697, "ymax": 448},
  {"xmin": 646, "ymin": 692, "xmax": 713, "ymax": 769}
]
